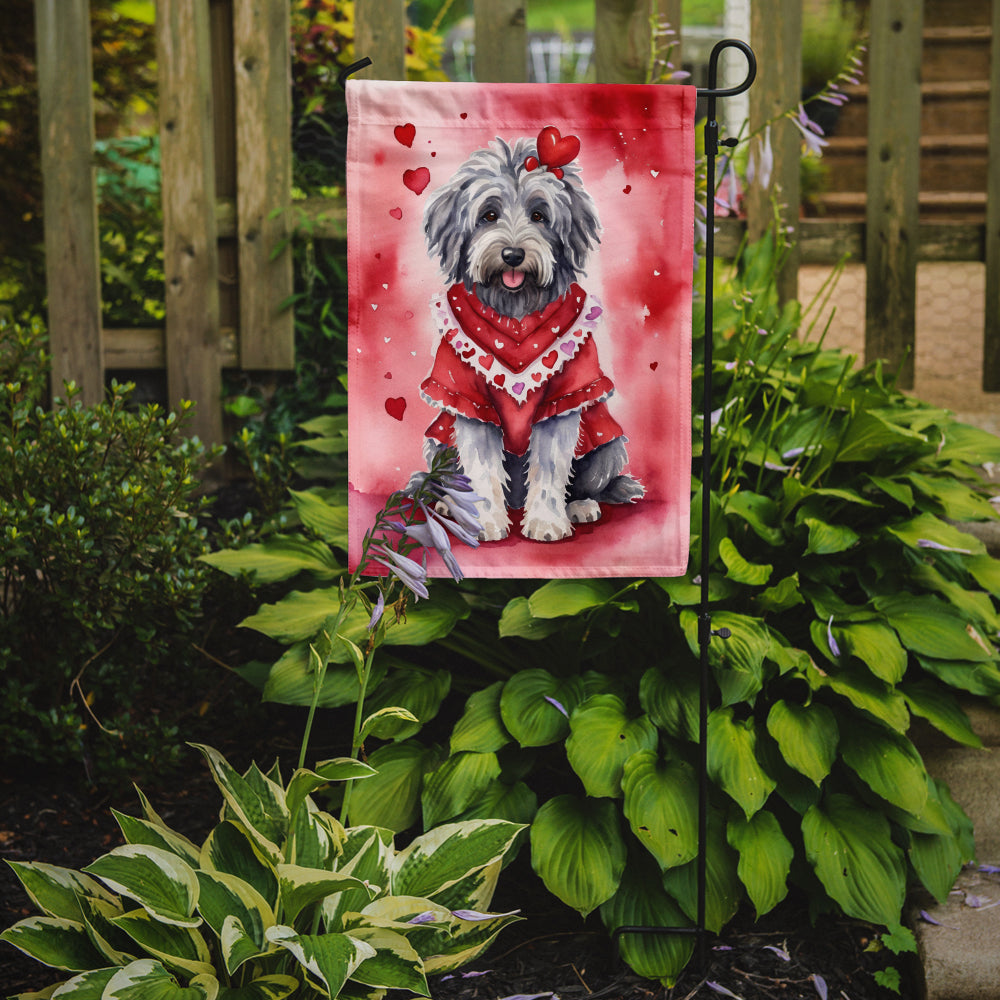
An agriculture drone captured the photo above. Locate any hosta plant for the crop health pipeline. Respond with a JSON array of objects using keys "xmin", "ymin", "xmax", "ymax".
[{"xmin": 1, "ymin": 744, "xmax": 523, "ymax": 999}]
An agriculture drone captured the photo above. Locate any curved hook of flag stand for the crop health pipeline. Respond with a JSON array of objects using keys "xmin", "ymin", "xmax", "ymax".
[
  {"xmin": 339, "ymin": 39, "xmax": 758, "ymax": 976},
  {"xmin": 612, "ymin": 39, "xmax": 756, "ymax": 973}
]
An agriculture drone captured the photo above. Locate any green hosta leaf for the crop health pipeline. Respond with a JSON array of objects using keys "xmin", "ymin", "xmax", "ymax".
[
  {"xmin": 530, "ymin": 795, "xmax": 626, "ymax": 917},
  {"xmin": 639, "ymin": 664, "xmax": 699, "ymax": 742},
  {"xmin": 718, "ymin": 537, "xmax": 772, "ymax": 586},
  {"xmin": 901, "ymin": 680, "xmax": 982, "ymax": 748},
  {"xmin": 0, "ymin": 916, "xmax": 107, "ymax": 971},
  {"xmin": 265, "ymin": 926, "xmax": 375, "ymax": 997},
  {"xmin": 345, "ymin": 926, "xmax": 428, "ymax": 994},
  {"xmin": 909, "ymin": 827, "xmax": 966, "ymax": 905},
  {"xmin": 260, "ymin": 643, "xmax": 387, "ymax": 709},
  {"xmin": 453, "ymin": 779, "xmax": 538, "ymax": 827},
  {"xmin": 621, "ymin": 751, "xmax": 699, "ymax": 871},
  {"xmin": 566, "ymin": 695, "xmax": 658, "ymax": 798},
  {"xmin": 886, "ymin": 512, "xmax": 985, "ymax": 556},
  {"xmin": 421, "ymin": 751, "xmax": 502, "ymax": 828},
  {"xmin": 103, "ymin": 959, "xmax": 218, "ymax": 999},
  {"xmin": 727, "ymin": 811, "xmax": 793, "ymax": 918},
  {"xmin": 200, "ymin": 822, "xmax": 278, "ymax": 910},
  {"xmin": 111, "ymin": 908, "xmax": 214, "ymax": 978},
  {"xmin": 216, "ymin": 975, "xmax": 299, "ymax": 1000},
  {"xmin": 190, "ymin": 746, "xmax": 287, "ymax": 863},
  {"xmin": 195, "ymin": 871, "xmax": 274, "ymax": 974},
  {"xmin": 285, "ymin": 759, "xmax": 376, "ymax": 822},
  {"xmin": 802, "ymin": 793, "xmax": 906, "ymax": 926},
  {"xmin": 966, "ymin": 553, "xmax": 1000, "ymax": 597},
  {"xmin": 808, "ymin": 660, "xmax": 910, "ymax": 732},
  {"xmin": 200, "ymin": 535, "xmax": 341, "ymax": 583},
  {"xmin": 288, "ymin": 488, "xmax": 349, "ymax": 546},
  {"xmin": 527, "ymin": 579, "xmax": 617, "ymax": 618},
  {"xmin": 802, "ymin": 517, "xmax": 859, "ymax": 556},
  {"xmin": 393, "ymin": 820, "xmax": 524, "ymax": 901},
  {"xmin": 4, "ymin": 862, "xmax": 118, "ymax": 923},
  {"xmin": 874, "ymin": 594, "xmax": 995, "ymax": 662},
  {"xmin": 497, "ymin": 596, "xmax": 564, "ymax": 639},
  {"xmin": 724, "ymin": 490, "xmax": 784, "ymax": 545},
  {"xmin": 911, "ymin": 562, "xmax": 1000, "ymax": 633},
  {"xmin": 916, "ymin": 655, "xmax": 1000, "ymax": 697},
  {"xmin": 599, "ymin": 853, "xmax": 694, "ymax": 987},
  {"xmin": 499, "ymin": 670, "xmax": 584, "ymax": 747},
  {"xmin": 906, "ymin": 472, "xmax": 998, "ymax": 522},
  {"xmin": 834, "ymin": 621, "xmax": 907, "ymax": 684},
  {"xmin": 765, "ymin": 700, "xmax": 837, "ymax": 786},
  {"xmin": 835, "ymin": 410, "xmax": 927, "ymax": 463},
  {"xmin": 661, "ymin": 810, "xmax": 741, "ymax": 933},
  {"xmin": 839, "ymin": 718, "xmax": 928, "ymax": 817},
  {"xmin": 112, "ymin": 812, "xmax": 201, "ymax": 868},
  {"xmin": 755, "ymin": 573, "xmax": 804, "ymax": 614},
  {"xmin": 935, "ymin": 421, "xmax": 1000, "ymax": 464},
  {"xmin": 83, "ymin": 846, "xmax": 200, "ymax": 928},
  {"xmin": 680, "ymin": 610, "xmax": 770, "ymax": 706},
  {"xmin": 362, "ymin": 667, "xmax": 451, "ymax": 740},
  {"xmin": 655, "ymin": 573, "xmax": 737, "ymax": 606},
  {"xmin": 277, "ymin": 865, "xmax": 374, "ymax": 925},
  {"xmin": 707, "ymin": 708, "xmax": 776, "ymax": 819},
  {"xmin": 347, "ymin": 740, "xmax": 442, "ymax": 832},
  {"xmin": 450, "ymin": 682, "xmax": 511, "ymax": 754},
  {"xmin": 866, "ymin": 474, "xmax": 914, "ymax": 509}
]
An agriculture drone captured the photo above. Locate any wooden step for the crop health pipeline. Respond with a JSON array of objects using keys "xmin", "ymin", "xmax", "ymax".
[
  {"xmin": 922, "ymin": 25, "xmax": 993, "ymax": 83},
  {"xmin": 812, "ymin": 190, "xmax": 987, "ymax": 222}
]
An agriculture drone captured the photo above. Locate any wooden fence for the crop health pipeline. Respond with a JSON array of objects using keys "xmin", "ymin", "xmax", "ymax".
[{"xmin": 34, "ymin": 0, "xmax": 1000, "ymax": 445}]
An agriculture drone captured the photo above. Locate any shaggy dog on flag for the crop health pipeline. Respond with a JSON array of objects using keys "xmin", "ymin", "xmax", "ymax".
[{"xmin": 419, "ymin": 127, "xmax": 643, "ymax": 542}]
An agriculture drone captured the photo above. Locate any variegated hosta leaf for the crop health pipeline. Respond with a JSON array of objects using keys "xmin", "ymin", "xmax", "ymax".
[
  {"xmin": 802, "ymin": 793, "xmax": 906, "ymax": 926},
  {"xmin": 421, "ymin": 751, "xmax": 502, "ymax": 829},
  {"xmin": 391, "ymin": 820, "xmax": 524, "ymax": 901},
  {"xmin": 4, "ymin": 861, "xmax": 118, "ymax": 922},
  {"xmin": 112, "ymin": 811, "xmax": 202, "ymax": 868},
  {"xmin": 285, "ymin": 760, "xmax": 375, "ymax": 823},
  {"xmin": 265, "ymin": 925, "xmax": 376, "ymax": 998},
  {"xmin": 499, "ymin": 669, "xmax": 585, "ymax": 747},
  {"xmin": 599, "ymin": 853, "xmax": 694, "ymax": 987},
  {"xmin": 191, "ymin": 746, "xmax": 288, "ymax": 863},
  {"xmin": 347, "ymin": 740, "xmax": 443, "ymax": 832},
  {"xmin": 45, "ymin": 966, "xmax": 118, "ymax": 997},
  {"xmin": 195, "ymin": 871, "xmax": 274, "ymax": 974},
  {"xmin": 77, "ymin": 894, "xmax": 136, "ymax": 966},
  {"xmin": 565, "ymin": 695, "xmax": 658, "ymax": 799},
  {"xmin": 214, "ymin": 974, "xmax": 300, "ymax": 1000},
  {"xmin": 450, "ymin": 681, "xmax": 511, "ymax": 754},
  {"xmin": 529, "ymin": 795, "xmax": 626, "ymax": 917},
  {"xmin": 727, "ymin": 810, "xmax": 793, "ymax": 917},
  {"xmin": 276, "ymin": 864, "xmax": 376, "ymax": 925},
  {"xmin": 200, "ymin": 822, "xmax": 278, "ymax": 910},
  {"xmin": 102, "ymin": 958, "xmax": 218, "ymax": 999},
  {"xmin": 83, "ymin": 846, "xmax": 200, "ymax": 928},
  {"xmin": 110, "ymin": 908, "xmax": 214, "ymax": 979},
  {"xmin": 288, "ymin": 801, "xmax": 343, "ymax": 870},
  {"xmin": 323, "ymin": 829, "xmax": 393, "ymax": 931},
  {"xmin": 706, "ymin": 707, "xmax": 776, "ymax": 819},
  {"xmin": 421, "ymin": 906, "xmax": 523, "ymax": 975},
  {"xmin": 344, "ymin": 926, "xmax": 429, "ymax": 995},
  {"xmin": 0, "ymin": 916, "xmax": 107, "ymax": 972},
  {"xmin": 765, "ymin": 700, "xmax": 838, "ymax": 786},
  {"xmin": 423, "ymin": 859, "xmax": 501, "ymax": 916},
  {"xmin": 838, "ymin": 718, "xmax": 929, "ymax": 817},
  {"xmin": 621, "ymin": 751, "xmax": 699, "ymax": 871}
]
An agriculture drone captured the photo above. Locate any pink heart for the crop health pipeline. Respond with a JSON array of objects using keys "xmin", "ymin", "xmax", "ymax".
[
  {"xmin": 585, "ymin": 306, "xmax": 602, "ymax": 321},
  {"xmin": 389, "ymin": 207, "xmax": 403, "ymax": 220},
  {"xmin": 512, "ymin": 381, "xmax": 525, "ymax": 394},
  {"xmin": 403, "ymin": 167, "xmax": 430, "ymax": 195},
  {"xmin": 385, "ymin": 397, "xmax": 406, "ymax": 421},
  {"xmin": 560, "ymin": 341, "xmax": 575, "ymax": 355},
  {"xmin": 394, "ymin": 123, "xmax": 415, "ymax": 147}
]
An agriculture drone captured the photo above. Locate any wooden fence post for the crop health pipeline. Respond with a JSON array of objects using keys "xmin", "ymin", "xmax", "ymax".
[
  {"xmin": 355, "ymin": 0, "xmax": 407, "ymax": 80},
  {"xmin": 746, "ymin": 0, "xmax": 801, "ymax": 305},
  {"xmin": 474, "ymin": 0, "xmax": 527, "ymax": 83},
  {"xmin": 233, "ymin": 0, "xmax": 294, "ymax": 370},
  {"xmin": 157, "ymin": 0, "xmax": 223, "ymax": 445},
  {"xmin": 983, "ymin": 0, "xmax": 1000, "ymax": 390},
  {"xmin": 34, "ymin": 0, "xmax": 104, "ymax": 405},
  {"xmin": 594, "ymin": 0, "xmax": 652, "ymax": 84},
  {"xmin": 864, "ymin": 0, "xmax": 923, "ymax": 389}
]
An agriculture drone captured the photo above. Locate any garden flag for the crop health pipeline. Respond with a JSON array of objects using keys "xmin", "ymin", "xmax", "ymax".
[{"xmin": 346, "ymin": 80, "xmax": 696, "ymax": 578}]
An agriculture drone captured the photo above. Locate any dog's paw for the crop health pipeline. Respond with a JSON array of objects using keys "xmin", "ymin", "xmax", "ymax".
[
  {"xmin": 522, "ymin": 509, "xmax": 574, "ymax": 542},
  {"xmin": 478, "ymin": 509, "xmax": 511, "ymax": 541},
  {"xmin": 567, "ymin": 499, "xmax": 601, "ymax": 524}
]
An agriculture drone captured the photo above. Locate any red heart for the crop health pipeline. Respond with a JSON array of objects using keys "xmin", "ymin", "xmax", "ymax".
[
  {"xmin": 479, "ymin": 353, "xmax": 494, "ymax": 370},
  {"xmin": 403, "ymin": 167, "xmax": 430, "ymax": 195},
  {"xmin": 494, "ymin": 373, "xmax": 505, "ymax": 387},
  {"xmin": 623, "ymin": 184, "xmax": 632, "ymax": 194},
  {"xmin": 536, "ymin": 126, "xmax": 580, "ymax": 170},
  {"xmin": 650, "ymin": 362, "xmax": 659, "ymax": 371},
  {"xmin": 532, "ymin": 372, "xmax": 543, "ymax": 382},
  {"xmin": 524, "ymin": 155, "xmax": 539, "ymax": 172},
  {"xmin": 389, "ymin": 207, "xmax": 402, "ymax": 220},
  {"xmin": 385, "ymin": 397, "xmax": 406, "ymax": 421},
  {"xmin": 541, "ymin": 350, "xmax": 559, "ymax": 369},
  {"xmin": 394, "ymin": 123, "xmax": 415, "ymax": 147}
]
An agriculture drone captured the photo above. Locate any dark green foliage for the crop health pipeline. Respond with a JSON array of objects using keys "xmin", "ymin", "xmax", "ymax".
[{"xmin": 0, "ymin": 317, "xmax": 220, "ymax": 783}]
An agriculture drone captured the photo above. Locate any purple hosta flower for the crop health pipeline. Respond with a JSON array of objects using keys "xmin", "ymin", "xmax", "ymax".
[
  {"xmin": 440, "ymin": 970, "xmax": 494, "ymax": 981},
  {"xmin": 370, "ymin": 543, "xmax": 429, "ymax": 600},
  {"xmin": 791, "ymin": 104, "xmax": 829, "ymax": 157},
  {"xmin": 763, "ymin": 944, "xmax": 791, "ymax": 962},
  {"xmin": 407, "ymin": 911, "xmax": 438, "ymax": 925},
  {"xmin": 706, "ymin": 983, "xmax": 743, "ymax": 999},
  {"xmin": 367, "ymin": 590, "xmax": 385, "ymax": 631},
  {"xmin": 917, "ymin": 538, "xmax": 973, "ymax": 555},
  {"xmin": 919, "ymin": 909, "xmax": 958, "ymax": 929},
  {"xmin": 746, "ymin": 124, "xmax": 774, "ymax": 191},
  {"xmin": 544, "ymin": 695, "xmax": 569, "ymax": 718},
  {"xmin": 827, "ymin": 615, "xmax": 842, "ymax": 658},
  {"xmin": 497, "ymin": 994, "xmax": 558, "ymax": 1000},
  {"xmin": 424, "ymin": 499, "xmax": 480, "ymax": 549},
  {"xmin": 812, "ymin": 974, "xmax": 828, "ymax": 1000},
  {"xmin": 451, "ymin": 908, "xmax": 521, "ymax": 921},
  {"xmin": 979, "ymin": 864, "xmax": 1000, "ymax": 874},
  {"xmin": 715, "ymin": 157, "xmax": 741, "ymax": 215},
  {"xmin": 392, "ymin": 507, "xmax": 465, "ymax": 583}
]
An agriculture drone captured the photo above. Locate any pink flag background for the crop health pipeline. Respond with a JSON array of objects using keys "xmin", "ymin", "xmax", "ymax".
[{"xmin": 346, "ymin": 80, "xmax": 695, "ymax": 578}]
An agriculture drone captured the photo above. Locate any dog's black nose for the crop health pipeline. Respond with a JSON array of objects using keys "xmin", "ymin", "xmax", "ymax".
[{"xmin": 501, "ymin": 247, "xmax": 525, "ymax": 267}]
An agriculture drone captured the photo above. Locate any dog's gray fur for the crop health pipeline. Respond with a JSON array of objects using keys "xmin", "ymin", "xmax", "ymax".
[{"xmin": 422, "ymin": 137, "xmax": 643, "ymax": 542}]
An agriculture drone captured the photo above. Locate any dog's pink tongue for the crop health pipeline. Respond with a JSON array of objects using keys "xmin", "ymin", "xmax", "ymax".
[{"xmin": 502, "ymin": 270, "xmax": 525, "ymax": 290}]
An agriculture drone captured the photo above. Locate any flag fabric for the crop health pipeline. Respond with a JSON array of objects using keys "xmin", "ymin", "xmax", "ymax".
[{"xmin": 346, "ymin": 80, "xmax": 696, "ymax": 578}]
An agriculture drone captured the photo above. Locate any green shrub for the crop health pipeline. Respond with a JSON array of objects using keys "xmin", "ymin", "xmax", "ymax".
[{"xmin": 0, "ymin": 317, "xmax": 220, "ymax": 783}]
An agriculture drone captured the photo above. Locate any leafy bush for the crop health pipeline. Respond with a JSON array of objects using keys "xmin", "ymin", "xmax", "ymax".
[
  {"xmin": 0, "ymin": 317, "xmax": 220, "ymax": 783},
  {"xmin": 1, "ymin": 743, "xmax": 524, "ymax": 998},
  {"xmin": 211, "ymin": 233, "xmax": 1000, "ymax": 984}
]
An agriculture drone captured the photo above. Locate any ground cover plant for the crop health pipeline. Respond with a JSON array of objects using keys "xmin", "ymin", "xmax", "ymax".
[{"xmin": 205, "ymin": 231, "xmax": 1000, "ymax": 987}]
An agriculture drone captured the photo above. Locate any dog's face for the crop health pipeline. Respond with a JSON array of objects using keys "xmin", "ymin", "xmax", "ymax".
[{"xmin": 424, "ymin": 138, "xmax": 600, "ymax": 320}]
